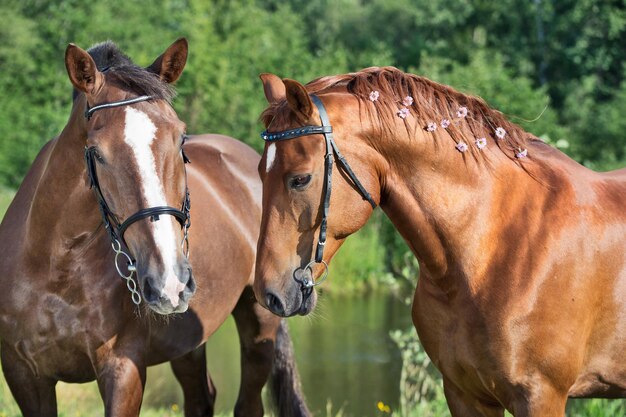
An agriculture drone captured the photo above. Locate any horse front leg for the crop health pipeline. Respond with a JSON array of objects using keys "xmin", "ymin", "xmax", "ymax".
[
  {"xmin": 95, "ymin": 347, "xmax": 146, "ymax": 417},
  {"xmin": 231, "ymin": 286, "xmax": 277, "ymax": 417},
  {"xmin": 231, "ymin": 286, "xmax": 311, "ymax": 417},
  {"xmin": 443, "ymin": 377, "xmax": 504, "ymax": 417},
  {"xmin": 170, "ymin": 343, "xmax": 216, "ymax": 417},
  {"xmin": 510, "ymin": 381, "xmax": 568, "ymax": 417},
  {"xmin": 1, "ymin": 342, "xmax": 58, "ymax": 417}
]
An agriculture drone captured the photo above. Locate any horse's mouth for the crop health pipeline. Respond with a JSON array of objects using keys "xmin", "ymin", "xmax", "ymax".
[
  {"xmin": 146, "ymin": 299, "xmax": 190, "ymax": 315},
  {"xmin": 262, "ymin": 281, "xmax": 317, "ymax": 317},
  {"xmin": 297, "ymin": 287, "xmax": 315, "ymax": 316}
]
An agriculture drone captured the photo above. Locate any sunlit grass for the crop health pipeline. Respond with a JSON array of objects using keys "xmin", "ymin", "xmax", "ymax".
[{"xmin": 0, "ymin": 373, "xmax": 235, "ymax": 417}]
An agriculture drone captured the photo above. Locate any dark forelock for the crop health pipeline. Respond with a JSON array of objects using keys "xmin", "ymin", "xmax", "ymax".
[{"xmin": 71, "ymin": 41, "xmax": 175, "ymax": 102}]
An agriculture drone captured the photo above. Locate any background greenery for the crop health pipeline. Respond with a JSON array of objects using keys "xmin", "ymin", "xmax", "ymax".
[
  {"xmin": 1, "ymin": 0, "xmax": 625, "ymax": 190},
  {"xmin": 1, "ymin": 0, "xmax": 625, "ymax": 415}
]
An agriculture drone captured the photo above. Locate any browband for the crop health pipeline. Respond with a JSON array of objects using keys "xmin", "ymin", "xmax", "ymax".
[
  {"xmin": 85, "ymin": 95, "xmax": 153, "ymax": 120},
  {"xmin": 261, "ymin": 125, "xmax": 332, "ymax": 142}
]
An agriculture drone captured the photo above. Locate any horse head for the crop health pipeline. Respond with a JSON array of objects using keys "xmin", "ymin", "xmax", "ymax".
[
  {"xmin": 65, "ymin": 39, "xmax": 195, "ymax": 314},
  {"xmin": 254, "ymin": 74, "xmax": 380, "ymax": 316}
]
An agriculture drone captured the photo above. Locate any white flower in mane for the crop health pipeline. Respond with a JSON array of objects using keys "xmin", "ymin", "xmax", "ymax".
[{"xmin": 397, "ymin": 107, "xmax": 410, "ymax": 119}]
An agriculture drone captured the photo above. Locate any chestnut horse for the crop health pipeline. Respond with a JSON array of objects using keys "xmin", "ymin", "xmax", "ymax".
[
  {"xmin": 0, "ymin": 39, "xmax": 309, "ymax": 417},
  {"xmin": 253, "ymin": 67, "xmax": 626, "ymax": 416}
]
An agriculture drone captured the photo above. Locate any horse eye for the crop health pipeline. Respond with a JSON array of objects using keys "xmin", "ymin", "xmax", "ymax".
[{"xmin": 289, "ymin": 174, "xmax": 312, "ymax": 190}]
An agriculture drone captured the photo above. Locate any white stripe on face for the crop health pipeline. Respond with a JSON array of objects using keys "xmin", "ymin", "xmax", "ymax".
[
  {"xmin": 124, "ymin": 107, "xmax": 185, "ymax": 307},
  {"xmin": 265, "ymin": 143, "xmax": 277, "ymax": 173}
]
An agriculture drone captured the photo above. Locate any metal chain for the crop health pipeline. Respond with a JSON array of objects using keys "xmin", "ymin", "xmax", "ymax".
[{"xmin": 111, "ymin": 239, "xmax": 142, "ymax": 305}]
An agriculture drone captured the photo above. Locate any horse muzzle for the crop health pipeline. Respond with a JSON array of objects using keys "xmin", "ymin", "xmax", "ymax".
[
  {"xmin": 140, "ymin": 262, "xmax": 196, "ymax": 314},
  {"xmin": 260, "ymin": 270, "xmax": 318, "ymax": 317}
]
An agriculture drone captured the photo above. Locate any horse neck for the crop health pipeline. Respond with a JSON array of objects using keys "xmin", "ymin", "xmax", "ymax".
[
  {"xmin": 25, "ymin": 98, "xmax": 103, "ymax": 260},
  {"xmin": 377, "ymin": 128, "xmax": 531, "ymax": 285}
]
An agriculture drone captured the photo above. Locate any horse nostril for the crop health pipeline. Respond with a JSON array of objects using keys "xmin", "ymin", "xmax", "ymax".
[
  {"xmin": 265, "ymin": 291, "xmax": 286, "ymax": 316},
  {"xmin": 143, "ymin": 276, "xmax": 159, "ymax": 303},
  {"xmin": 184, "ymin": 268, "xmax": 196, "ymax": 293}
]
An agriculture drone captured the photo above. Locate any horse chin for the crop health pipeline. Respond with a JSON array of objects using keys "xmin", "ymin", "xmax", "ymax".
[
  {"xmin": 259, "ymin": 272, "xmax": 318, "ymax": 317},
  {"xmin": 297, "ymin": 290, "xmax": 317, "ymax": 316},
  {"xmin": 290, "ymin": 287, "xmax": 317, "ymax": 317},
  {"xmin": 146, "ymin": 299, "xmax": 189, "ymax": 315},
  {"xmin": 142, "ymin": 282, "xmax": 194, "ymax": 315},
  {"xmin": 138, "ymin": 265, "xmax": 195, "ymax": 315}
]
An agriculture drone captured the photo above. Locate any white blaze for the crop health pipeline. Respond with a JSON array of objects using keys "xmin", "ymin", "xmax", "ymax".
[
  {"xmin": 265, "ymin": 143, "xmax": 277, "ymax": 173},
  {"xmin": 124, "ymin": 107, "xmax": 185, "ymax": 307}
]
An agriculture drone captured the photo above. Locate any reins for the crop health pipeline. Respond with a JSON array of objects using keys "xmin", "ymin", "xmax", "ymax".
[
  {"xmin": 84, "ymin": 95, "xmax": 191, "ymax": 305},
  {"xmin": 261, "ymin": 94, "xmax": 376, "ymax": 288}
]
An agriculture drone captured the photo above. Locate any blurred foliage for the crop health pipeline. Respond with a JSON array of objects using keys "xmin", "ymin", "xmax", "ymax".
[
  {"xmin": 390, "ymin": 327, "xmax": 442, "ymax": 414},
  {"xmin": 0, "ymin": 0, "xmax": 349, "ymax": 187},
  {"xmin": 1, "ymin": 0, "xmax": 625, "ymax": 189},
  {"xmin": 385, "ymin": 254, "xmax": 442, "ymax": 414},
  {"xmin": 326, "ymin": 211, "xmax": 387, "ymax": 293},
  {"xmin": 416, "ymin": 51, "xmax": 568, "ymax": 145},
  {"xmin": 0, "ymin": 189, "xmax": 15, "ymax": 219}
]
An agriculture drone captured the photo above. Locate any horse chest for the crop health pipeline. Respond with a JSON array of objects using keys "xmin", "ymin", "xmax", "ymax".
[
  {"xmin": 411, "ymin": 279, "xmax": 506, "ymax": 399},
  {"xmin": 0, "ymin": 265, "xmax": 137, "ymax": 379},
  {"xmin": 2, "ymin": 299, "xmax": 96, "ymax": 380}
]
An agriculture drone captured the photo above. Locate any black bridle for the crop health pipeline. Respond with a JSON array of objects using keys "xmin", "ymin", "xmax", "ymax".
[
  {"xmin": 261, "ymin": 94, "xmax": 376, "ymax": 288},
  {"xmin": 84, "ymin": 95, "xmax": 191, "ymax": 304}
]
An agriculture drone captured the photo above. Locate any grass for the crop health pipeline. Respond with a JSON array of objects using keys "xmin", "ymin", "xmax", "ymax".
[
  {"xmin": 0, "ymin": 375, "xmax": 231, "ymax": 417},
  {"xmin": 0, "ymin": 354, "xmax": 623, "ymax": 417}
]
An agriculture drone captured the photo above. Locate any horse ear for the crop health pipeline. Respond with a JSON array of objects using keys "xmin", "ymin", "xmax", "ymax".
[
  {"xmin": 147, "ymin": 38, "xmax": 188, "ymax": 84},
  {"xmin": 65, "ymin": 44, "xmax": 104, "ymax": 96},
  {"xmin": 283, "ymin": 78, "xmax": 313, "ymax": 123},
  {"xmin": 260, "ymin": 73, "xmax": 286, "ymax": 104}
]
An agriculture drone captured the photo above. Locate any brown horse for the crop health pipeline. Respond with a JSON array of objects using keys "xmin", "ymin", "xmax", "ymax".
[
  {"xmin": 253, "ymin": 67, "xmax": 626, "ymax": 416},
  {"xmin": 0, "ymin": 39, "xmax": 310, "ymax": 417}
]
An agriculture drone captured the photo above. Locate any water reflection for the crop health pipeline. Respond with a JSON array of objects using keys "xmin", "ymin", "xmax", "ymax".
[{"xmin": 144, "ymin": 291, "xmax": 412, "ymax": 416}]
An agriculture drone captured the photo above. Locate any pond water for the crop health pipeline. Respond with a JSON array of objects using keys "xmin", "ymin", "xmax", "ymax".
[{"xmin": 143, "ymin": 291, "xmax": 413, "ymax": 417}]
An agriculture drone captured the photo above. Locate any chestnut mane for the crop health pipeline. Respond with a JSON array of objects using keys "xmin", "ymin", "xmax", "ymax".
[{"xmin": 262, "ymin": 66, "xmax": 538, "ymax": 159}]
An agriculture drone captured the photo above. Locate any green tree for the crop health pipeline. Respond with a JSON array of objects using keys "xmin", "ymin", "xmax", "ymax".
[
  {"xmin": 174, "ymin": 0, "xmax": 350, "ymax": 149},
  {"xmin": 417, "ymin": 50, "xmax": 568, "ymax": 144}
]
